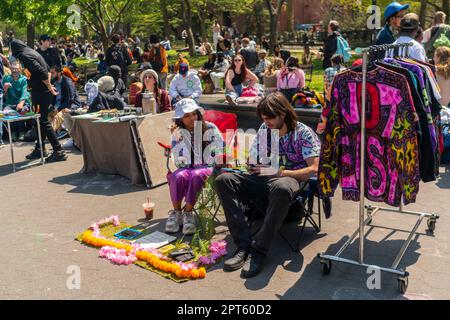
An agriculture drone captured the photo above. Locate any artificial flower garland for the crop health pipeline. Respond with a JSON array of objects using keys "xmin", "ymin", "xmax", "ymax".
[{"xmin": 80, "ymin": 216, "xmax": 210, "ymax": 279}]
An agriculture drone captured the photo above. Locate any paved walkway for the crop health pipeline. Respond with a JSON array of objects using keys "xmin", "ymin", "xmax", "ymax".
[{"xmin": 1, "ymin": 141, "xmax": 449, "ymax": 300}]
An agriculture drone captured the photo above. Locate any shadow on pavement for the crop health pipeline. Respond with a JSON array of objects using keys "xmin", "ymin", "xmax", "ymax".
[
  {"xmin": 49, "ymin": 172, "xmax": 148, "ymax": 196},
  {"xmin": 279, "ymin": 232, "xmax": 422, "ymax": 300}
]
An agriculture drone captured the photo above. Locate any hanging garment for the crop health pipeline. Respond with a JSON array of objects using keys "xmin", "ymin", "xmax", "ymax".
[{"xmin": 318, "ymin": 67, "xmax": 420, "ymax": 207}]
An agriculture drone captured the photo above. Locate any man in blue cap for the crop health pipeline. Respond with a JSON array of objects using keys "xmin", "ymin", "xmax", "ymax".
[
  {"xmin": 376, "ymin": 1, "xmax": 410, "ymax": 45},
  {"xmin": 168, "ymin": 62, "xmax": 202, "ymax": 106}
]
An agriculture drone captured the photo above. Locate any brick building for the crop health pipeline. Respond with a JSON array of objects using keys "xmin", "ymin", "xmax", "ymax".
[{"xmin": 278, "ymin": 0, "xmax": 327, "ymax": 31}]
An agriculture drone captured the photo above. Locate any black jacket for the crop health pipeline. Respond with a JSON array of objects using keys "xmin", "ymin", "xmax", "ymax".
[
  {"xmin": 52, "ymin": 75, "xmax": 81, "ymax": 111},
  {"xmin": 37, "ymin": 47, "xmax": 62, "ymax": 69},
  {"xmin": 11, "ymin": 39, "xmax": 49, "ymax": 92},
  {"xmin": 88, "ymin": 90, "xmax": 126, "ymax": 113},
  {"xmin": 240, "ymin": 47, "xmax": 259, "ymax": 70},
  {"xmin": 107, "ymin": 65, "xmax": 127, "ymax": 97},
  {"xmin": 105, "ymin": 44, "xmax": 132, "ymax": 72},
  {"xmin": 323, "ymin": 31, "xmax": 340, "ymax": 69}
]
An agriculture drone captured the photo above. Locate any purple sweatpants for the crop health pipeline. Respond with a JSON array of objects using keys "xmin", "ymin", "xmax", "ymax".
[{"xmin": 168, "ymin": 167, "xmax": 213, "ymax": 205}]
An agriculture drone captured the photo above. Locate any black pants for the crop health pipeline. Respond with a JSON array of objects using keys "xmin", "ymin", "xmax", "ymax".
[
  {"xmin": 31, "ymin": 90, "xmax": 61, "ymax": 151},
  {"xmin": 215, "ymin": 172, "xmax": 302, "ymax": 255}
]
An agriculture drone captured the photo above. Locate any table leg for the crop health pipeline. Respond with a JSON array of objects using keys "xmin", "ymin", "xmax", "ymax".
[
  {"xmin": 7, "ymin": 121, "xmax": 15, "ymax": 172},
  {"xmin": 36, "ymin": 116, "xmax": 44, "ymax": 165}
]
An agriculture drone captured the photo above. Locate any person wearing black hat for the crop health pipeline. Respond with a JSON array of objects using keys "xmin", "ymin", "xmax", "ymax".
[
  {"xmin": 148, "ymin": 34, "xmax": 168, "ymax": 90},
  {"xmin": 105, "ymin": 34, "xmax": 132, "ymax": 86},
  {"xmin": 393, "ymin": 13, "xmax": 427, "ymax": 62},
  {"xmin": 376, "ymin": 1, "xmax": 410, "ymax": 45},
  {"xmin": 36, "ymin": 34, "xmax": 62, "ymax": 69},
  {"xmin": 10, "ymin": 39, "xmax": 67, "ymax": 162}
]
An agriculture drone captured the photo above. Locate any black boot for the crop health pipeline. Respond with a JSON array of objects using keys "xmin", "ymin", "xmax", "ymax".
[
  {"xmin": 45, "ymin": 149, "xmax": 68, "ymax": 163},
  {"xmin": 223, "ymin": 248, "xmax": 250, "ymax": 272},
  {"xmin": 26, "ymin": 148, "xmax": 48, "ymax": 160},
  {"xmin": 240, "ymin": 248, "xmax": 266, "ymax": 278}
]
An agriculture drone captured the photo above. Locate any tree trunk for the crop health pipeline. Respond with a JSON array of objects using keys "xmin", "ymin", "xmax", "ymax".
[
  {"xmin": 419, "ymin": 0, "xmax": 427, "ymax": 29},
  {"xmin": 254, "ymin": 2, "xmax": 264, "ymax": 45},
  {"xmin": 265, "ymin": 0, "xmax": 284, "ymax": 54},
  {"xmin": 82, "ymin": 25, "xmax": 89, "ymax": 42},
  {"xmin": 199, "ymin": 10, "xmax": 208, "ymax": 42},
  {"xmin": 286, "ymin": 0, "xmax": 294, "ymax": 33},
  {"xmin": 26, "ymin": 22, "xmax": 35, "ymax": 48},
  {"xmin": 182, "ymin": 0, "xmax": 195, "ymax": 57},
  {"xmin": 160, "ymin": 0, "xmax": 171, "ymax": 39},
  {"xmin": 443, "ymin": 0, "xmax": 449, "ymax": 17}
]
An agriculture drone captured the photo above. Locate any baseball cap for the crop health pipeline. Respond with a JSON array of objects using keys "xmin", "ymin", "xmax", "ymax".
[
  {"xmin": 179, "ymin": 62, "xmax": 189, "ymax": 75},
  {"xmin": 384, "ymin": 2, "xmax": 410, "ymax": 19},
  {"xmin": 39, "ymin": 34, "xmax": 51, "ymax": 42},
  {"xmin": 400, "ymin": 13, "xmax": 420, "ymax": 31},
  {"xmin": 173, "ymin": 99, "xmax": 204, "ymax": 119}
]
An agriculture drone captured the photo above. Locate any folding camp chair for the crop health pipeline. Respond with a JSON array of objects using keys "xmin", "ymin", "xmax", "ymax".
[
  {"xmin": 248, "ymin": 177, "xmax": 323, "ymax": 252},
  {"xmin": 157, "ymin": 110, "xmax": 239, "ymax": 224}
]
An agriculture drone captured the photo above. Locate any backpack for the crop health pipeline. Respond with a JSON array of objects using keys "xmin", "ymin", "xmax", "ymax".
[
  {"xmin": 336, "ymin": 35, "xmax": 351, "ymax": 63},
  {"xmin": 84, "ymin": 79, "xmax": 99, "ymax": 106},
  {"xmin": 109, "ymin": 45, "xmax": 126, "ymax": 68},
  {"xmin": 425, "ymin": 25, "xmax": 450, "ymax": 57},
  {"xmin": 151, "ymin": 47, "xmax": 164, "ymax": 72}
]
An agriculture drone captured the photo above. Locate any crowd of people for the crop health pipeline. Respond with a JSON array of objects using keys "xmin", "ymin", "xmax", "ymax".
[{"xmin": 1, "ymin": 1, "xmax": 449, "ymax": 278}]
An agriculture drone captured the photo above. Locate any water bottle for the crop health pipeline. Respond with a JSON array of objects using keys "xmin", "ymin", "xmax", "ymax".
[
  {"xmin": 142, "ymin": 91, "xmax": 151, "ymax": 114},
  {"xmin": 149, "ymin": 92, "xmax": 157, "ymax": 114}
]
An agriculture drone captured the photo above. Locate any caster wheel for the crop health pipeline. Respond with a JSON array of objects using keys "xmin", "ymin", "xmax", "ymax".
[
  {"xmin": 320, "ymin": 260, "xmax": 332, "ymax": 275},
  {"xmin": 398, "ymin": 277, "xmax": 408, "ymax": 294},
  {"xmin": 427, "ymin": 220, "xmax": 436, "ymax": 232}
]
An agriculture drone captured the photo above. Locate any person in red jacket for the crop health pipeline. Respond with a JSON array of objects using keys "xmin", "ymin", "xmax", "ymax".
[{"xmin": 134, "ymin": 69, "xmax": 171, "ymax": 112}]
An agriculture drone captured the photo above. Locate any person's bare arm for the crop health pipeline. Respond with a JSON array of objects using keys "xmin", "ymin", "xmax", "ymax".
[
  {"xmin": 43, "ymin": 73, "xmax": 58, "ymax": 96},
  {"xmin": 225, "ymin": 70, "xmax": 234, "ymax": 91},
  {"xmin": 246, "ymin": 69, "xmax": 259, "ymax": 87},
  {"xmin": 280, "ymin": 157, "xmax": 319, "ymax": 181}
]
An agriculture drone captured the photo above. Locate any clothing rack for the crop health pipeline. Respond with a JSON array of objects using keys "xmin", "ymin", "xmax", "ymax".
[{"xmin": 318, "ymin": 42, "xmax": 440, "ymax": 293}]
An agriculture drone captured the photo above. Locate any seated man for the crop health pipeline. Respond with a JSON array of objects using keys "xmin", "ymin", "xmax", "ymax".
[
  {"xmin": 253, "ymin": 49, "xmax": 269, "ymax": 82},
  {"xmin": 215, "ymin": 92, "xmax": 321, "ymax": 278},
  {"xmin": 168, "ymin": 62, "xmax": 202, "ymax": 106},
  {"xmin": 2, "ymin": 61, "xmax": 32, "ymax": 141},
  {"xmin": 49, "ymin": 65, "xmax": 82, "ymax": 138}
]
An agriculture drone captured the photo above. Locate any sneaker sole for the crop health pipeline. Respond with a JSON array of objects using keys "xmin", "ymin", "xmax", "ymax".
[{"xmin": 45, "ymin": 156, "xmax": 68, "ymax": 163}]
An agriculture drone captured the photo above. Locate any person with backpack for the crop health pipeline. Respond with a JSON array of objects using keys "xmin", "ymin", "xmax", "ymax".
[
  {"xmin": 322, "ymin": 20, "xmax": 350, "ymax": 69},
  {"xmin": 36, "ymin": 34, "xmax": 62, "ymax": 69},
  {"xmin": 105, "ymin": 34, "xmax": 132, "ymax": 86},
  {"xmin": 423, "ymin": 11, "xmax": 450, "ymax": 60},
  {"xmin": 148, "ymin": 34, "xmax": 168, "ymax": 90}
]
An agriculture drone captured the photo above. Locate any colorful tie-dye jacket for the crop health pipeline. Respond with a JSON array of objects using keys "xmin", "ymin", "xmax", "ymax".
[{"xmin": 318, "ymin": 67, "xmax": 420, "ymax": 207}]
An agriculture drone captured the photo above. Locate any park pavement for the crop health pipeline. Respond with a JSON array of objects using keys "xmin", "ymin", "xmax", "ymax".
[{"xmin": 0, "ymin": 138, "xmax": 449, "ymax": 300}]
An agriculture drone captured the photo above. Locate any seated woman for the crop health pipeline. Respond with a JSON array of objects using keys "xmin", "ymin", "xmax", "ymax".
[
  {"xmin": 135, "ymin": 69, "xmax": 171, "ymax": 113},
  {"xmin": 1, "ymin": 61, "xmax": 32, "ymax": 141},
  {"xmin": 210, "ymin": 52, "xmax": 230, "ymax": 93},
  {"xmin": 277, "ymin": 56, "xmax": 305, "ymax": 103},
  {"xmin": 166, "ymin": 98, "xmax": 224, "ymax": 235},
  {"xmin": 197, "ymin": 53, "xmax": 216, "ymax": 81},
  {"xmin": 224, "ymin": 54, "xmax": 259, "ymax": 107}
]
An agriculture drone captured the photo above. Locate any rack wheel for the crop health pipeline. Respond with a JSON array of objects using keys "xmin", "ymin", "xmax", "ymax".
[
  {"xmin": 427, "ymin": 219, "xmax": 436, "ymax": 232},
  {"xmin": 398, "ymin": 277, "xmax": 408, "ymax": 294},
  {"xmin": 320, "ymin": 260, "xmax": 332, "ymax": 275}
]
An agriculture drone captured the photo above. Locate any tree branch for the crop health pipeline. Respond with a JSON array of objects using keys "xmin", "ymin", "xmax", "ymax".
[{"xmin": 426, "ymin": 0, "xmax": 441, "ymax": 10}]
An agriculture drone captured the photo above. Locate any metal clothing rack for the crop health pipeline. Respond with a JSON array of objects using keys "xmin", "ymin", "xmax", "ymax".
[{"xmin": 318, "ymin": 42, "xmax": 440, "ymax": 293}]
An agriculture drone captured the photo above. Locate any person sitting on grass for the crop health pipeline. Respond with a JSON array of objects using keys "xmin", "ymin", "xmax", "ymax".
[
  {"xmin": 210, "ymin": 52, "xmax": 230, "ymax": 93},
  {"xmin": 197, "ymin": 53, "xmax": 216, "ymax": 81},
  {"xmin": 277, "ymin": 56, "xmax": 305, "ymax": 103},
  {"xmin": 165, "ymin": 98, "xmax": 224, "ymax": 235},
  {"xmin": 1, "ymin": 61, "xmax": 32, "ymax": 141},
  {"xmin": 224, "ymin": 54, "xmax": 259, "ymax": 107}
]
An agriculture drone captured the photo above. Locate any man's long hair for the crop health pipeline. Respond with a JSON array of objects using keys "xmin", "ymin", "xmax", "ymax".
[{"xmin": 256, "ymin": 92, "xmax": 297, "ymax": 132}]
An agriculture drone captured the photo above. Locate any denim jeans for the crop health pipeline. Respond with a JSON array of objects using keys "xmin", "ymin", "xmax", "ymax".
[{"xmin": 225, "ymin": 84, "xmax": 243, "ymax": 101}]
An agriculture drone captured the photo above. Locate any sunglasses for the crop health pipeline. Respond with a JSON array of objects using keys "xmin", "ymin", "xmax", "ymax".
[{"xmin": 234, "ymin": 59, "xmax": 242, "ymax": 62}]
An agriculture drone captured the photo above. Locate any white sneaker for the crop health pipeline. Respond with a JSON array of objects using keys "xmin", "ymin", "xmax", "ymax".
[
  {"xmin": 182, "ymin": 211, "xmax": 197, "ymax": 235},
  {"xmin": 165, "ymin": 210, "xmax": 182, "ymax": 233}
]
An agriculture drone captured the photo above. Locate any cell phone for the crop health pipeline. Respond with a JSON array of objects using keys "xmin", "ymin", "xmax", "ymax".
[
  {"xmin": 174, "ymin": 252, "xmax": 195, "ymax": 262},
  {"xmin": 114, "ymin": 228, "xmax": 142, "ymax": 240}
]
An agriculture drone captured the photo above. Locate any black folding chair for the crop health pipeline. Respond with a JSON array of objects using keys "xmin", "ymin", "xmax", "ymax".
[{"xmin": 248, "ymin": 178, "xmax": 323, "ymax": 252}]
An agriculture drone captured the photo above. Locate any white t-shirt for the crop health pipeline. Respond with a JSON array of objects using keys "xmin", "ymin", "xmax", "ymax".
[{"xmin": 392, "ymin": 36, "xmax": 427, "ymax": 62}]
